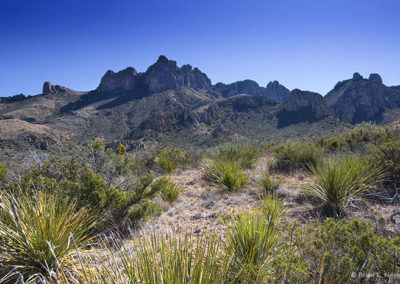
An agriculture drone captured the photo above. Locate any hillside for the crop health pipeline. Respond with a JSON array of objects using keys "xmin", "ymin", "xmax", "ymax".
[{"xmin": 1, "ymin": 56, "xmax": 400, "ymax": 155}]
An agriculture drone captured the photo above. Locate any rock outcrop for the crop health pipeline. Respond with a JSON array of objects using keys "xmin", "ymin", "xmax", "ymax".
[
  {"xmin": 265, "ymin": 81, "xmax": 290, "ymax": 102},
  {"xmin": 42, "ymin": 82, "xmax": 70, "ymax": 95},
  {"xmin": 97, "ymin": 56, "xmax": 212, "ymax": 94},
  {"xmin": 98, "ymin": 67, "xmax": 138, "ymax": 92},
  {"xmin": 278, "ymin": 89, "xmax": 332, "ymax": 127},
  {"xmin": 143, "ymin": 56, "xmax": 212, "ymax": 93},
  {"xmin": 325, "ymin": 73, "xmax": 400, "ymax": 123},
  {"xmin": 43, "ymin": 81, "xmax": 56, "ymax": 95},
  {"xmin": 214, "ymin": 80, "xmax": 265, "ymax": 97},
  {"xmin": 213, "ymin": 80, "xmax": 289, "ymax": 102}
]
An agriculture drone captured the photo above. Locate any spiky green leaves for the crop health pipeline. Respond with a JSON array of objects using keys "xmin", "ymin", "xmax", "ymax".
[{"xmin": 304, "ymin": 157, "xmax": 384, "ymax": 218}]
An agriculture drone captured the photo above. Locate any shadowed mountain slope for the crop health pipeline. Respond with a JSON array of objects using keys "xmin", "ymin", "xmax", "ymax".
[{"xmin": 1, "ymin": 57, "xmax": 400, "ymax": 152}]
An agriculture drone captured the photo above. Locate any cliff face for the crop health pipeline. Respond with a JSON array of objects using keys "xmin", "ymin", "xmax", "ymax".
[
  {"xmin": 97, "ymin": 56, "xmax": 212, "ymax": 94},
  {"xmin": 143, "ymin": 56, "xmax": 212, "ymax": 93},
  {"xmin": 266, "ymin": 81, "xmax": 290, "ymax": 102},
  {"xmin": 278, "ymin": 89, "xmax": 332, "ymax": 127},
  {"xmin": 213, "ymin": 80, "xmax": 289, "ymax": 102},
  {"xmin": 97, "ymin": 68, "xmax": 138, "ymax": 92},
  {"xmin": 325, "ymin": 73, "xmax": 400, "ymax": 123}
]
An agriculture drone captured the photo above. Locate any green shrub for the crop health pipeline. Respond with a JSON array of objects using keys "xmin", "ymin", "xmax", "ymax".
[
  {"xmin": 316, "ymin": 123, "xmax": 393, "ymax": 154},
  {"xmin": 155, "ymin": 147, "xmax": 188, "ymax": 174},
  {"xmin": 203, "ymin": 159, "xmax": 248, "ymax": 191},
  {"xmin": 284, "ymin": 219, "xmax": 400, "ymax": 283},
  {"xmin": 303, "ymin": 157, "xmax": 384, "ymax": 218},
  {"xmin": 0, "ymin": 165, "xmax": 6, "ymax": 180},
  {"xmin": 0, "ymin": 191, "xmax": 97, "ymax": 282},
  {"xmin": 1, "ymin": 141, "xmax": 162, "ymax": 227},
  {"xmin": 204, "ymin": 142, "xmax": 265, "ymax": 168},
  {"xmin": 372, "ymin": 141, "xmax": 400, "ymax": 200},
  {"xmin": 116, "ymin": 143, "xmax": 126, "ymax": 155},
  {"xmin": 151, "ymin": 176, "xmax": 181, "ymax": 203},
  {"xmin": 254, "ymin": 170, "xmax": 280, "ymax": 194},
  {"xmin": 270, "ymin": 142, "xmax": 322, "ymax": 172}
]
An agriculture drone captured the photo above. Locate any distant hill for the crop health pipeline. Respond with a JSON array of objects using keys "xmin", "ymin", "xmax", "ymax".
[{"xmin": 0, "ymin": 56, "xmax": 399, "ymax": 151}]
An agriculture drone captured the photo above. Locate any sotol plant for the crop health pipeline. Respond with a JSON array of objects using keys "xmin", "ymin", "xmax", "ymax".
[
  {"xmin": 303, "ymin": 157, "xmax": 384, "ymax": 218},
  {"xmin": 151, "ymin": 176, "xmax": 181, "ymax": 203},
  {"xmin": 0, "ymin": 191, "xmax": 97, "ymax": 282},
  {"xmin": 254, "ymin": 170, "xmax": 280, "ymax": 194},
  {"xmin": 222, "ymin": 208, "xmax": 282, "ymax": 282},
  {"xmin": 203, "ymin": 159, "xmax": 248, "ymax": 192}
]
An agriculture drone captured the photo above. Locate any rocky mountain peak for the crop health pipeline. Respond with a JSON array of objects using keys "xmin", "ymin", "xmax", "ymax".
[
  {"xmin": 42, "ymin": 82, "xmax": 69, "ymax": 95},
  {"xmin": 369, "ymin": 73, "xmax": 383, "ymax": 84},
  {"xmin": 43, "ymin": 81, "xmax": 56, "ymax": 95},
  {"xmin": 97, "ymin": 67, "xmax": 138, "ymax": 92},
  {"xmin": 156, "ymin": 55, "xmax": 171, "ymax": 64},
  {"xmin": 278, "ymin": 89, "xmax": 332, "ymax": 127},
  {"xmin": 282, "ymin": 89, "xmax": 331, "ymax": 117},
  {"xmin": 325, "ymin": 72, "xmax": 399, "ymax": 124},
  {"xmin": 265, "ymin": 80, "xmax": 290, "ymax": 102},
  {"xmin": 352, "ymin": 72, "xmax": 363, "ymax": 81},
  {"xmin": 144, "ymin": 56, "xmax": 211, "ymax": 93}
]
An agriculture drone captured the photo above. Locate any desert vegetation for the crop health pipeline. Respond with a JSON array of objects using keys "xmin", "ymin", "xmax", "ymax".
[{"xmin": 1, "ymin": 124, "xmax": 400, "ymax": 283}]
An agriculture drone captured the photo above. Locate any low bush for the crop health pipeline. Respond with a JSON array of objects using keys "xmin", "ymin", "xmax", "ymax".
[
  {"xmin": 372, "ymin": 141, "xmax": 400, "ymax": 201},
  {"xmin": 203, "ymin": 159, "xmax": 248, "ymax": 191},
  {"xmin": 303, "ymin": 157, "xmax": 384, "ymax": 218},
  {"xmin": 204, "ymin": 142, "xmax": 265, "ymax": 168},
  {"xmin": 270, "ymin": 142, "xmax": 322, "ymax": 172},
  {"xmin": 283, "ymin": 219, "xmax": 400, "ymax": 283},
  {"xmin": 1, "ymin": 141, "xmax": 163, "ymax": 228},
  {"xmin": 155, "ymin": 147, "xmax": 188, "ymax": 174},
  {"xmin": 151, "ymin": 176, "xmax": 181, "ymax": 203}
]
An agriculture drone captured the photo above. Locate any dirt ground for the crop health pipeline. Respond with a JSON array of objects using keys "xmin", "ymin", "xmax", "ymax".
[{"xmin": 139, "ymin": 153, "xmax": 400, "ymax": 238}]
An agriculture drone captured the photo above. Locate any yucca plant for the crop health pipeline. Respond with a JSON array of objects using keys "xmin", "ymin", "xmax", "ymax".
[
  {"xmin": 151, "ymin": 176, "xmax": 181, "ymax": 203},
  {"xmin": 259, "ymin": 195, "xmax": 284, "ymax": 228},
  {"xmin": 0, "ymin": 191, "xmax": 97, "ymax": 282},
  {"xmin": 254, "ymin": 170, "xmax": 280, "ymax": 194},
  {"xmin": 203, "ymin": 159, "xmax": 248, "ymax": 192},
  {"xmin": 223, "ymin": 210, "xmax": 282, "ymax": 282},
  {"xmin": 303, "ymin": 157, "xmax": 384, "ymax": 218}
]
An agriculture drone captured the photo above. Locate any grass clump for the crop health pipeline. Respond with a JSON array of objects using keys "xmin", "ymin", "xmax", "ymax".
[
  {"xmin": 270, "ymin": 142, "xmax": 322, "ymax": 172},
  {"xmin": 151, "ymin": 176, "xmax": 181, "ymax": 203},
  {"xmin": 0, "ymin": 191, "xmax": 97, "ymax": 282},
  {"xmin": 203, "ymin": 159, "xmax": 248, "ymax": 191},
  {"xmin": 254, "ymin": 170, "xmax": 280, "ymax": 194},
  {"xmin": 80, "ymin": 234, "xmax": 230, "ymax": 284},
  {"xmin": 303, "ymin": 157, "xmax": 384, "ymax": 218}
]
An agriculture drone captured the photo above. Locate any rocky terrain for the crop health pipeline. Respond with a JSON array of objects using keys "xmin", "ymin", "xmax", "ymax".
[
  {"xmin": 325, "ymin": 72, "xmax": 400, "ymax": 123},
  {"xmin": 1, "ymin": 56, "xmax": 400, "ymax": 154}
]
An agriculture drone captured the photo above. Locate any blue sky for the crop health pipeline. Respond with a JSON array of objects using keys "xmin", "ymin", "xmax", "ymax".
[{"xmin": 1, "ymin": 0, "xmax": 399, "ymax": 96}]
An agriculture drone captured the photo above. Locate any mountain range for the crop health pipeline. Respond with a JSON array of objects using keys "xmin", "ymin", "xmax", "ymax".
[{"xmin": 1, "ymin": 55, "xmax": 400, "ymax": 151}]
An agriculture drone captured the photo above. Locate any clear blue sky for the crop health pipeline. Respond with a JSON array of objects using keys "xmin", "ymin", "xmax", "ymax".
[{"xmin": 1, "ymin": 0, "xmax": 399, "ymax": 96}]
